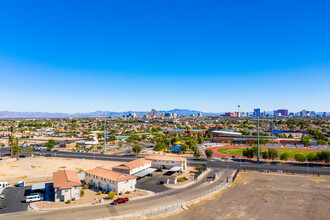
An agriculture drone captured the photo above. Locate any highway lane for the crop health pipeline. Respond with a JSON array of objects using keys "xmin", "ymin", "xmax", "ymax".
[{"xmin": 1, "ymin": 146, "xmax": 330, "ymax": 175}]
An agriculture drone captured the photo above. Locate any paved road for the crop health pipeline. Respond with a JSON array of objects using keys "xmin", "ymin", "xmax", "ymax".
[
  {"xmin": 1, "ymin": 146, "xmax": 330, "ymax": 176},
  {"xmin": 1, "ymin": 169, "xmax": 229, "ymax": 220},
  {"xmin": 0, "ymin": 186, "xmax": 31, "ymax": 214}
]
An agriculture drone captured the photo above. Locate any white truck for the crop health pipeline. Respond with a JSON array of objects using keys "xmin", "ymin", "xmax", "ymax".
[
  {"xmin": 0, "ymin": 182, "xmax": 12, "ymax": 195},
  {"xmin": 0, "ymin": 182, "xmax": 12, "ymax": 189}
]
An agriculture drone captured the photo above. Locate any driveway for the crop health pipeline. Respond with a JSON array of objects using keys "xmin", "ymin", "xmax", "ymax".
[
  {"xmin": 136, "ymin": 170, "xmax": 171, "ymax": 193},
  {"xmin": 0, "ymin": 186, "xmax": 31, "ymax": 214}
]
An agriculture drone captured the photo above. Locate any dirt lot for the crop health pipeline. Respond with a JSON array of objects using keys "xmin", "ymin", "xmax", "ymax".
[
  {"xmin": 0, "ymin": 156, "xmax": 122, "ymax": 182},
  {"xmin": 162, "ymin": 172, "xmax": 330, "ymax": 220}
]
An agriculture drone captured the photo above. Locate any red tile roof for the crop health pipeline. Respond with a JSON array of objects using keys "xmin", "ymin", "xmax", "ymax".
[
  {"xmin": 145, "ymin": 155, "xmax": 187, "ymax": 162},
  {"xmin": 86, "ymin": 167, "xmax": 137, "ymax": 182},
  {"xmin": 53, "ymin": 170, "xmax": 82, "ymax": 189},
  {"xmin": 112, "ymin": 158, "xmax": 151, "ymax": 170}
]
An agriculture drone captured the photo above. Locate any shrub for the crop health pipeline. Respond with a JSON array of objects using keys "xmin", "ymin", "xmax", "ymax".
[
  {"xmin": 195, "ymin": 165, "xmax": 204, "ymax": 170},
  {"xmin": 125, "ymin": 191, "xmax": 131, "ymax": 194},
  {"xmin": 177, "ymin": 176, "xmax": 188, "ymax": 182},
  {"xmin": 294, "ymin": 153, "xmax": 306, "ymax": 162},
  {"xmin": 108, "ymin": 192, "xmax": 116, "ymax": 199},
  {"xmin": 280, "ymin": 153, "xmax": 289, "ymax": 161},
  {"xmin": 83, "ymin": 185, "xmax": 89, "ymax": 190},
  {"xmin": 80, "ymin": 190, "xmax": 85, "ymax": 197},
  {"xmin": 66, "ymin": 200, "xmax": 71, "ymax": 204},
  {"xmin": 97, "ymin": 191, "xmax": 102, "ymax": 195},
  {"xmin": 231, "ymin": 155, "xmax": 236, "ymax": 159}
]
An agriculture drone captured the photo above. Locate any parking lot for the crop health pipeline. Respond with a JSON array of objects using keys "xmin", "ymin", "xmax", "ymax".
[
  {"xmin": 0, "ymin": 186, "xmax": 31, "ymax": 214},
  {"xmin": 136, "ymin": 170, "xmax": 176, "ymax": 193}
]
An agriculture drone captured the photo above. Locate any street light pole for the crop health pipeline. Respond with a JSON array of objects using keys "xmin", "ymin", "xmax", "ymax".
[
  {"xmin": 257, "ymin": 116, "xmax": 260, "ymax": 164},
  {"xmin": 104, "ymin": 113, "xmax": 107, "ymax": 154}
]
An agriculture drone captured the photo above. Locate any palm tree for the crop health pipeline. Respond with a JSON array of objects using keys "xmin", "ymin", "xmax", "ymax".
[
  {"xmin": 8, "ymin": 135, "xmax": 15, "ymax": 158},
  {"xmin": 13, "ymin": 137, "xmax": 21, "ymax": 160}
]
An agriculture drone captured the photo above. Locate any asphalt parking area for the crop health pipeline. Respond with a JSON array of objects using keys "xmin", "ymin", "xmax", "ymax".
[
  {"xmin": 136, "ymin": 170, "xmax": 174, "ymax": 193},
  {"xmin": 0, "ymin": 186, "xmax": 31, "ymax": 214}
]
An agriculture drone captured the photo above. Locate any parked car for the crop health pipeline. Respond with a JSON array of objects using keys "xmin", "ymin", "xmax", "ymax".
[
  {"xmin": 111, "ymin": 197, "xmax": 129, "ymax": 205},
  {"xmin": 277, "ymin": 170, "xmax": 283, "ymax": 173},
  {"xmin": 260, "ymin": 168, "xmax": 269, "ymax": 172},
  {"xmin": 26, "ymin": 193, "xmax": 44, "ymax": 203}
]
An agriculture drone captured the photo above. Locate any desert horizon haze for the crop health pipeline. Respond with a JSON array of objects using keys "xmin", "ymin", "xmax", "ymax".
[{"xmin": 1, "ymin": 0, "xmax": 330, "ymax": 113}]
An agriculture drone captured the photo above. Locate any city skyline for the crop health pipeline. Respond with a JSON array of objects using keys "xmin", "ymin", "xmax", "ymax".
[{"xmin": 1, "ymin": 1, "xmax": 330, "ymax": 113}]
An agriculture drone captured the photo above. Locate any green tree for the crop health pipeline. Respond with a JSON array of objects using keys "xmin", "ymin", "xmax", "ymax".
[
  {"xmin": 205, "ymin": 149, "xmax": 213, "ymax": 160},
  {"xmin": 294, "ymin": 153, "xmax": 306, "ymax": 162},
  {"xmin": 132, "ymin": 144, "xmax": 142, "ymax": 156},
  {"xmin": 180, "ymin": 144, "xmax": 188, "ymax": 154},
  {"xmin": 316, "ymin": 150, "xmax": 330, "ymax": 164},
  {"xmin": 48, "ymin": 139, "xmax": 57, "ymax": 145},
  {"xmin": 280, "ymin": 153, "xmax": 289, "ymax": 161},
  {"xmin": 45, "ymin": 142, "xmax": 55, "ymax": 150},
  {"xmin": 300, "ymin": 136, "xmax": 312, "ymax": 147},
  {"xmin": 307, "ymin": 152, "xmax": 316, "ymax": 162},
  {"xmin": 267, "ymin": 148, "xmax": 278, "ymax": 161},
  {"xmin": 317, "ymin": 139, "xmax": 327, "ymax": 147},
  {"xmin": 193, "ymin": 147, "xmax": 202, "ymax": 158},
  {"xmin": 243, "ymin": 148, "xmax": 255, "ymax": 159},
  {"xmin": 261, "ymin": 151, "xmax": 268, "ymax": 159},
  {"xmin": 197, "ymin": 135, "xmax": 204, "ymax": 144}
]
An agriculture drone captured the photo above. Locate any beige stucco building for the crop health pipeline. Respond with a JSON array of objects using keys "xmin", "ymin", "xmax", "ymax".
[
  {"xmin": 112, "ymin": 158, "xmax": 151, "ymax": 175},
  {"xmin": 85, "ymin": 167, "xmax": 137, "ymax": 194},
  {"xmin": 53, "ymin": 170, "xmax": 82, "ymax": 202}
]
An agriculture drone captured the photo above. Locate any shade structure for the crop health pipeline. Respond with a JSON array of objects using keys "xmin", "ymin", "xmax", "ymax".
[
  {"xmin": 170, "ymin": 145, "xmax": 181, "ymax": 151},
  {"xmin": 169, "ymin": 166, "xmax": 182, "ymax": 172},
  {"xmin": 271, "ymin": 130, "xmax": 282, "ymax": 135},
  {"xmin": 31, "ymin": 182, "xmax": 45, "ymax": 191},
  {"xmin": 134, "ymin": 168, "xmax": 157, "ymax": 178}
]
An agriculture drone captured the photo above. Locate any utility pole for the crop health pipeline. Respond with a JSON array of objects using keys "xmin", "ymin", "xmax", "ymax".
[
  {"xmin": 104, "ymin": 113, "xmax": 107, "ymax": 154},
  {"xmin": 257, "ymin": 116, "xmax": 260, "ymax": 164},
  {"xmin": 10, "ymin": 126, "xmax": 14, "ymax": 158}
]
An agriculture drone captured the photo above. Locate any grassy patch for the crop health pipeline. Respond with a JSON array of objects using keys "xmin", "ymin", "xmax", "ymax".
[{"xmin": 217, "ymin": 147, "xmax": 323, "ymax": 159}]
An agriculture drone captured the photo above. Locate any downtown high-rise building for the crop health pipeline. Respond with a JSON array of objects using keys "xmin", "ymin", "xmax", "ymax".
[
  {"xmin": 253, "ymin": 108, "xmax": 261, "ymax": 117},
  {"xmin": 274, "ymin": 109, "xmax": 289, "ymax": 117}
]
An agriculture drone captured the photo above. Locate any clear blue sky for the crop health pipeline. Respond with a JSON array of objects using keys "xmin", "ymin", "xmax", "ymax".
[{"xmin": 0, "ymin": 0, "xmax": 329, "ymax": 113}]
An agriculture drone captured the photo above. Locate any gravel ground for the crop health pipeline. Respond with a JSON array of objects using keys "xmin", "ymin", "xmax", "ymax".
[{"xmin": 162, "ymin": 172, "xmax": 330, "ymax": 220}]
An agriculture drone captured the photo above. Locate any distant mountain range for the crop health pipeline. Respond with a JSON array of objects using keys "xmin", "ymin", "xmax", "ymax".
[
  {"xmin": 0, "ymin": 109, "xmax": 224, "ymax": 119},
  {"xmin": 1, "ymin": 109, "xmax": 327, "ymax": 119}
]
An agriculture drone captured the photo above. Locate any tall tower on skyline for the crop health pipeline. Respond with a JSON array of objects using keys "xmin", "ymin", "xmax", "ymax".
[{"xmin": 238, "ymin": 105, "xmax": 240, "ymax": 118}]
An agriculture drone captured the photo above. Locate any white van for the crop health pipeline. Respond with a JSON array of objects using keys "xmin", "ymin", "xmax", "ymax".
[
  {"xmin": 26, "ymin": 193, "xmax": 44, "ymax": 203},
  {"xmin": 0, "ymin": 182, "xmax": 12, "ymax": 189}
]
